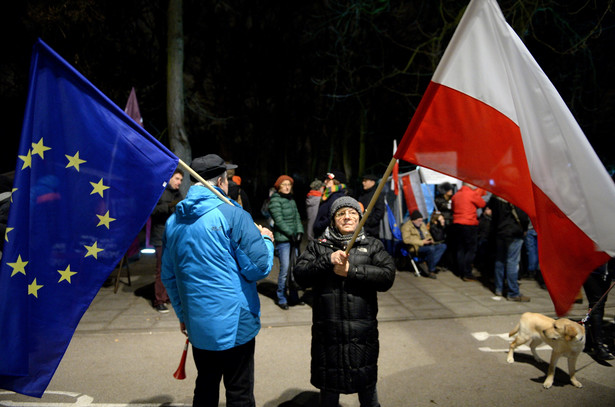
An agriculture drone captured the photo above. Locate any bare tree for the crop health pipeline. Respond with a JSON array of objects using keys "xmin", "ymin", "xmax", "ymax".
[{"xmin": 167, "ymin": 0, "xmax": 191, "ymax": 181}]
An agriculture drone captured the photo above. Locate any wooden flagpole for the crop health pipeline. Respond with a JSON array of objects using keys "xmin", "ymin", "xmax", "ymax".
[{"xmin": 344, "ymin": 157, "xmax": 397, "ymax": 255}]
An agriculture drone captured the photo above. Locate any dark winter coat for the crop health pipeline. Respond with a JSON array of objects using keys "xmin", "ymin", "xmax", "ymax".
[
  {"xmin": 268, "ymin": 192, "xmax": 304, "ymax": 243},
  {"xmin": 312, "ymin": 189, "xmax": 347, "ymax": 238},
  {"xmin": 357, "ymin": 185, "xmax": 385, "ymax": 238},
  {"xmin": 487, "ymin": 196, "xmax": 529, "ymax": 240},
  {"xmin": 150, "ymin": 186, "xmax": 183, "ymax": 247},
  {"xmin": 294, "ymin": 231, "xmax": 395, "ymax": 394}
]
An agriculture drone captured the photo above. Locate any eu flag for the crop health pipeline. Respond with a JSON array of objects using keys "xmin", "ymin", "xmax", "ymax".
[{"xmin": 0, "ymin": 39, "xmax": 179, "ymax": 397}]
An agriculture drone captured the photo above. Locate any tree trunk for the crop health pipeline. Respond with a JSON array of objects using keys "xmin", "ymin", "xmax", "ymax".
[{"xmin": 167, "ymin": 0, "xmax": 191, "ymax": 194}]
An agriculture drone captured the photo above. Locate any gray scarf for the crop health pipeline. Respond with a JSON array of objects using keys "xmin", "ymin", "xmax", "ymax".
[{"xmin": 323, "ymin": 226, "xmax": 365, "ymax": 249}]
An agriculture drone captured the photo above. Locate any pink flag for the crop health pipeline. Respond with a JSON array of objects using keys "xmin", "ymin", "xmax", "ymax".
[{"xmin": 394, "ymin": 0, "xmax": 615, "ymax": 315}]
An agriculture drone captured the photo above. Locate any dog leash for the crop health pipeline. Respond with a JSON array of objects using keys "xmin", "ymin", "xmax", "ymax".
[{"xmin": 580, "ymin": 281, "xmax": 615, "ymax": 326}]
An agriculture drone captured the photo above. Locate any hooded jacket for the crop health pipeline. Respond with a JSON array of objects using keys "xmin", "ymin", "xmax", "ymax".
[{"xmin": 161, "ymin": 184, "xmax": 274, "ymax": 351}]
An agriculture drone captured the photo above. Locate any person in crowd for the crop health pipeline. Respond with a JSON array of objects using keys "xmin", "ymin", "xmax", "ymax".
[
  {"xmin": 150, "ymin": 168, "xmax": 184, "ymax": 313},
  {"xmin": 474, "ymin": 206, "xmax": 494, "ymax": 279},
  {"xmin": 305, "ymin": 179, "xmax": 324, "ymax": 241},
  {"xmin": 434, "ymin": 182, "xmax": 456, "ymax": 270},
  {"xmin": 434, "ymin": 182, "xmax": 454, "ymax": 227},
  {"xmin": 161, "ymin": 154, "xmax": 274, "ymax": 407},
  {"xmin": 226, "ymin": 164, "xmax": 252, "ymax": 215},
  {"xmin": 356, "ymin": 173, "xmax": 385, "ymax": 238},
  {"xmin": 429, "ymin": 211, "xmax": 447, "ymax": 247},
  {"xmin": 487, "ymin": 195, "xmax": 530, "ymax": 302},
  {"xmin": 312, "ymin": 170, "xmax": 348, "ymax": 238},
  {"xmin": 401, "ymin": 210, "xmax": 447, "ymax": 279},
  {"xmin": 294, "ymin": 196, "xmax": 395, "ymax": 407},
  {"xmin": 451, "ymin": 182, "xmax": 487, "ymax": 281},
  {"xmin": 268, "ymin": 174, "xmax": 304, "ymax": 310},
  {"xmin": 583, "ymin": 260, "xmax": 614, "ymax": 360},
  {"xmin": 523, "ymin": 220, "xmax": 546, "ymax": 288}
]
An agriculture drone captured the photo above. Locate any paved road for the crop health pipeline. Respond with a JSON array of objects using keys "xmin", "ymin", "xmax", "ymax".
[{"xmin": 1, "ymin": 254, "xmax": 614, "ymax": 406}]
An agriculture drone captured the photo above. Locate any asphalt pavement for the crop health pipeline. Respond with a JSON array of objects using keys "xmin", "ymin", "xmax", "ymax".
[{"xmin": 1, "ymin": 252, "xmax": 614, "ymax": 407}]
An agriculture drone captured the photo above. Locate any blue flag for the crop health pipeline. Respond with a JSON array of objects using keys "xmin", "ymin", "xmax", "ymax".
[{"xmin": 0, "ymin": 39, "xmax": 179, "ymax": 397}]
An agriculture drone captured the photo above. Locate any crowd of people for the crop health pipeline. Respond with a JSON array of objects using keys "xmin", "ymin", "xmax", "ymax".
[{"xmin": 149, "ymin": 157, "xmax": 614, "ymax": 406}]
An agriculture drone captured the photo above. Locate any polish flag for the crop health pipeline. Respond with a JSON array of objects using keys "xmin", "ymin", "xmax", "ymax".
[
  {"xmin": 394, "ymin": 0, "xmax": 615, "ymax": 315},
  {"xmin": 392, "ymin": 140, "xmax": 400, "ymax": 195}
]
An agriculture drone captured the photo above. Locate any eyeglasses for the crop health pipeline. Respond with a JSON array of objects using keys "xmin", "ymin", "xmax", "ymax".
[
  {"xmin": 279, "ymin": 182, "xmax": 292, "ymax": 187},
  {"xmin": 335, "ymin": 209, "xmax": 359, "ymax": 219}
]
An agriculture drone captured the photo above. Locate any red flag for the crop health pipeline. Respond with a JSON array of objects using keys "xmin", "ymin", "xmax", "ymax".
[
  {"xmin": 392, "ymin": 140, "xmax": 399, "ymax": 195},
  {"xmin": 394, "ymin": 0, "xmax": 615, "ymax": 315},
  {"xmin": 401, "ymin": 175, "xmax": 417, "ymax": 213},
  {"xmin": 124, "ymin": 87, "xmax": 143, "ymax": 127}
]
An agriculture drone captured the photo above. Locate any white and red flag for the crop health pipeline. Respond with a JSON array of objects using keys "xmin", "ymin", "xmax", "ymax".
[{"xmin": 395, "ymin": 0, "xmax": 615, "ymax": 315}]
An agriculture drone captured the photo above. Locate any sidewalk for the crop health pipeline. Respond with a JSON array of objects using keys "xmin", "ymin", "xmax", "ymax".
[
  {"xmin": 79, "ymin": 252, "xmax": 614, "ymax": 335},
  {"xmin": 3, "ymin": 252, "xmax": 614, "ymax": 407}
]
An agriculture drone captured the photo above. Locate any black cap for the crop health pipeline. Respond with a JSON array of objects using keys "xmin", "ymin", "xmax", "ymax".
[
  {"xmin": 191, "ymin": 154, "xmax": 237, "ymax": 181},
  {"xmin": 325, "ymin": 170, "xmax": 347, "ymax": 184},
  {"xmin": 362, "ymin": 174, "xmax": 378, "ymax": 181}
]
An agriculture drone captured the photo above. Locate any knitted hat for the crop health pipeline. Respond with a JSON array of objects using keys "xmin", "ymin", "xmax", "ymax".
[
  {"xmin": 325, "ymin": 170, "xmax": 347, "ymax": 184},
  {"xmin": 274, "ymin": 175, "xmax": 293, "ymax": 189},
  {"xmin": 410, "ymin": 210, "xmax": 423, "ymax": 220},
  {"xmin": 330, "ymin": 196, "xmax": 363, "ymax": 220}
]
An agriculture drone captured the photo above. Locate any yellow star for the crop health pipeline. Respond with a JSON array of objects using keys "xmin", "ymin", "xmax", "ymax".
[
  {"xmin": 10, "ymin": 188, "xmax": 17, "ymax": 203},
  {"xmin": 58, "ymin": 265, "xmax": 77, "ymax": 283},
  {"xmin": 31, "ymin": 138, "xmax": 51, "ymax": 159},
  {"xmin": 5, "ymin": 227, "xmax": 13, "ymax": 242},
  {"xmin": 18, "ymin": 149, "xmax": 32, "ymax": 170},
  {"xmin": 28, "ymin": 278, "xmax": 43, "ymax": 298},
  {"xmin": 96, "ymin": 210, "xmax": 116, "ymax": 229},
  {"xmin": 84, "ymin": 241, "xmax": 104, "ymax": 259},
  {"xmin": 90, "ymin": 179, "xmax": 109, "ymax": 198},
  {"xmin": 7, "ymin": 255, "xmax": 28, "ymax": 277},
  {"xmin": 66, "ymin": 151, "xmax": 86, "ymax": 171}
]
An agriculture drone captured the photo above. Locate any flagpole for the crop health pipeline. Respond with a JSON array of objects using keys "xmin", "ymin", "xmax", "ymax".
[
  {"xmin": 344, "ymin": 157, "xmax": 397, "ymax": 255},
  {"xmin": 177, "ymin": 159, "xmax": 234, "ymax": 205}
]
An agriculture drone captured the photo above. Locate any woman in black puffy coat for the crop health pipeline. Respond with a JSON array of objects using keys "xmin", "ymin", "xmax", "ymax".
[{"xmin": 294, "ymin": 196, "xmax": 395, "ymax": 407}]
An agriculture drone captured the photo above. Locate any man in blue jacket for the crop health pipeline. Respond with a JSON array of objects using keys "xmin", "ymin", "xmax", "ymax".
[{"xmin": 162, "ymin": 154, "xmax": 274, "ymax": 407}]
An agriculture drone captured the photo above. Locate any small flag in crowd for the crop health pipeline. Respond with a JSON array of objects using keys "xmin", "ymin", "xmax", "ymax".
[
  {"xmin": 394, "ymin": 0, "xmax": 615, "ymax": 315},
  {"xmin": 0, "ymin": 39, "xmax": 179, "ymax": 397}
]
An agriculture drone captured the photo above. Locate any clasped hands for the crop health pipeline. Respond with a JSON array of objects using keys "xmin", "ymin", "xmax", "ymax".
[{"xmin": 330, "ymin": 250, "xmax": 349, "ymax": 277}]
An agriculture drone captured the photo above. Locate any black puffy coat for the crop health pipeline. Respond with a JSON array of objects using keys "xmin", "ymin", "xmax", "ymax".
[{"xmin": 294, "ymin": 231, "xmax": 395, "ymax": 394}]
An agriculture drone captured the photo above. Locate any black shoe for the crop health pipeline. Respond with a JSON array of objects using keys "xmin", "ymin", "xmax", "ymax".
[
  {"xmin": 155, "ymin": 303, "xmax": 170, "ymax": 313},
  {"xmin": 462, "ymin": 275, "xmax": 478, "ymax": 282},
  {"xmin": 423, "ymin": 272, "xmax": 437, "ymax": 279},
  {"xmin": 593, "ymin": 342, "xmax": 615, "ymax": 361},
  {"xmin": 277, "ymin": 303, "xmax": 289, "ymax": 310}
]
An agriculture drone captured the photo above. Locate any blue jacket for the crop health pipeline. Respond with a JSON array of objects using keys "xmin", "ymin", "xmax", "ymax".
[{"xmin": 161, "ymin": 184, "xmax": 274, "ymax": 351}]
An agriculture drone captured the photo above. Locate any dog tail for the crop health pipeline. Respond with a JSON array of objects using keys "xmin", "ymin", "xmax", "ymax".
[{"xmin": 509, "ymin": 323, "xmax": 519, "ymax": 337}]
